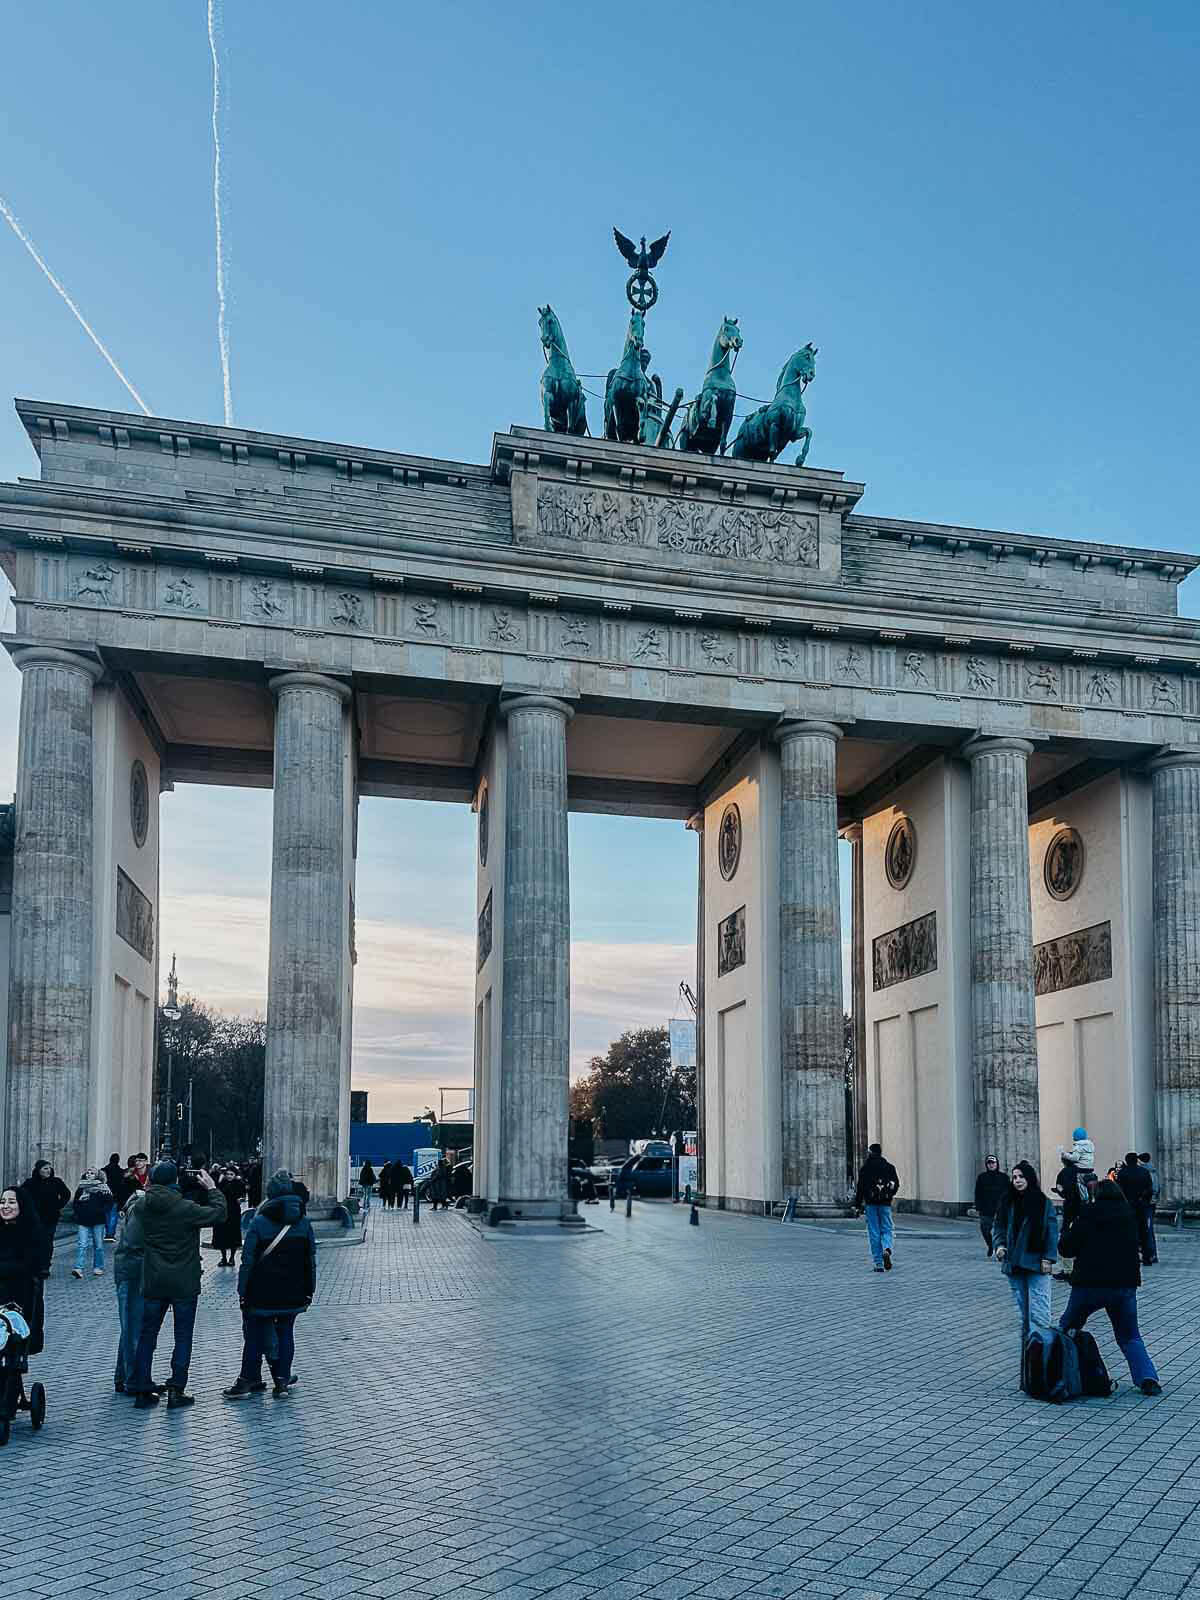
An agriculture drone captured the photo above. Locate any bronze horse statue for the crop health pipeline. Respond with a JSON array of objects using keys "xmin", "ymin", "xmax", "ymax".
[
  {"xmin": 676, "ymin": 316, "xmax": 743, "ymax": 456},
  {"xmin": 730, "ymin": 343, "xmax": 817, "ymax": 465},
  {"xmin": 604, "ymin": 310, "xmax": 649, "ymax": 443},
  {"xmin": 538, "ymin": 305, "xmax": 588, "ymax": 436}
]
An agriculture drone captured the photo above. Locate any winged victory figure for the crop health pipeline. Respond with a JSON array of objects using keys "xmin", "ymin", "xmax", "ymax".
[{"xmin": 612, "ymin": 228, "xmax": 671, "ymax": 277}]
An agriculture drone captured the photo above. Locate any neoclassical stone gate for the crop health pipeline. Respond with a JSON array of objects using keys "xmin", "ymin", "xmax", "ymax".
[{"xmin": 2, "ymin": 399, "xmax": 1199, "ymax": 1210}]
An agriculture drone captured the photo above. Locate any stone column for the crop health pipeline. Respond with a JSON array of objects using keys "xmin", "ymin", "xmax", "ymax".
[
  {"xmin": 498, "ymin": 694, "xmax": 572, "ymax": 1219},
  {"xmin": 5, "ymin": 646, "xmax": 104, "ymax": 1183},
  {"xmin": 686, "ymin": 811, "xmax": 706, "ymax": 1195},
  {"xmin": 965, "ymin": 736, "xmax": 1039, "ymax": 1167},
  {"xmin": 777, "ymin": 720, "xmax": 846, "ymax": 1210},
  {"xmin": 264, "ymin": 672, "xmax": 351, "ymax": 1204},
  {"xmin": 843, "ymin": 822, "xmax": 869, "ymax": 1170},
  {"xmin": 1150, "ymin": 752, "xmax": 1200, "ymax": 1203}
]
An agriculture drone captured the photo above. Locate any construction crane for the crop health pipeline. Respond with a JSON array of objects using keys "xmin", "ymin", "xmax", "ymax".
[{"xmin": 679, "ymin": 980, "xmax": 698, "ymax": 1017}]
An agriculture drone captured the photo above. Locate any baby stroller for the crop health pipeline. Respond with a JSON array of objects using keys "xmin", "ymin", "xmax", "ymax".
[{"xmin": 0, "ymin": 1298, "xmax": 46, "ymax": 1445}]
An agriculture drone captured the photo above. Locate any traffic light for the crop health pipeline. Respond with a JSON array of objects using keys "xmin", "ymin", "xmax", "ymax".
[{"xmin": 176, "ymin": 1102, "xmax": 184, "ymax": 1121}]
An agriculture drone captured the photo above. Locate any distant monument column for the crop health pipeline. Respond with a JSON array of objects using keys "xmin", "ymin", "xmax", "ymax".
[
  {"xmin": 1150, "ymin": 751, "xmax": 1200, "ymax": 1203},
  {"xmin": 264, "ymin": 672, "xmax": 353, "ymax": 1203},
  {"xmin": 498, "ymin": 694, "xmax": 573, "ymax": 1219},
  {"xmin": 777, "ymin": 720, "xmax": 846, "ymax": 1210},
  {"xmin": 965, "ymin": 736, "xmax": 1039, "ymax": 1166},
  {"xmin": 5, "ymin": 646, "xmax": 104, "ymax": 1183}
]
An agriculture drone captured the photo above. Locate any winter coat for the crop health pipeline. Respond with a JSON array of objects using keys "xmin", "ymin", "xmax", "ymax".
[
  {"xmin": 359, "ymin": 1161, "xmax": 377, "ymax": 1189},
  {"xmin": 71, "ymin": 1179, "xmax": 113, "ymax": 1229},
  {"xmin": 18, "ymin": 1170, "xmax": 71, "ymax": 1232},
  {"xmin": 103, "ymin": 1160, "xmax": 130, "ymax": 1209},
  {"xmin": 238, "ymin": 1194, "xmax": 316, "ymax": 1316},
  {"xmin": 1060, "ymin": 1192, "xmax": 1141, "ymax": 1290},
  {"xmin": 1116, "ymin": 1163, "xmax": 1153, "ymax": 1210},
  {"xmin": 140, "ymin": 1183, "xmax": 227, "ymax": 1301},
  {"xmin": 113, "ymin": 1194, "xmax": 146, "ymax": 1287},
  {"xmin": 0, "ymin": 1211, "xmax": 46, "ymax": 1355},
  {"xmin": 1058, "ymin": 1137, "xmax": 1095, "ymax": 1171},
  {"xmin": 212, "ymin": 1177, "xmax": 246, "ymax": 1250},
  {"xmin": 993, "ymin": 1192, "xmax": 1058, "ymax": 1276},
  {"xmin": 393, "ymin": 1164, "xmax": 413, "ymax": 1191},
  {"xmin": 854, "ymin": 1155, "xmax": 900, "ymax": 1209},
  {"xmin": 974, "ymin": 1168, "xmax": 1009, "ymax": 1218},
  {"xmin": 426, "ymin": 1162, "xmax": 451, "ymax": 1203},
  {"xmin": 1142, "ymin": 1161, "xmax": 1160, "ymax": 1202}
]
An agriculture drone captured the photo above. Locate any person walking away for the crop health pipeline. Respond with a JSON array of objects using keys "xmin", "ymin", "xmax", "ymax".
[
  {"xmin": 974, "ymin": 1155, "xmax": 1007, "ymax": 1257},
  {"xmin": 129, "ymin": 1160, "xmax": 226, "ymax": 1409},
  {"xmin": 102, "ymin": 1153, "xmax": 128, "ymax": 1240},
  {"xmin": 18, "ymin": 1162, "xmax": 71, "ymax": 1268},
  {"xmin": 1137, "ymin": 1153, "xmax": 1160, "ymax": 1264},
  {"xmin": 427, "ymin": 1157, "xmax": 452, "ymax": 1212},
  {"xmin": 854, "ymin": 1143, "xmax": 900, "ymax": 1272},
  {"xmin": 394, "ymin": 1161, "xmax": 414, "ymax": 1211},
  {"xmin": 113, "ymin": 1188, "xmax": 151, "ymax": 1395},
  {"xmin": 1116, "ymin": 1153, "xmax": 1157, "ymax": 1266},
  {"xmin": 0, "ymin": 1186, "xmax": 46, "ymax": 1358},
  {"xmin": 1059, "ymin": 1178, "xmax": 1162, "ymax": 1394},
  {"xmin": 377, "ymin": 1162, "xmax": 394, "ymax": 1210},
  {"xmin": 993, "ymin": 1161, "xmax": 1058, "ymax": 1341},
  {"xmin": 358, "ymin": 1159, "xmax": 377, "ymax": 1215},
  {"xmin": 245, "ymin": 1160, "xmax": 263, "ymax": 1208},
  {"xmin": 213, "ymin": 1166, "xmax": 246, "ymax": 1268},
  {"xmin": 224, "ymin": 1170, "xmax": 316, "ymax": 1401},
  {"xmin": 71, "ymin": 1169, "xmax": 113, "ymax": 1278}
]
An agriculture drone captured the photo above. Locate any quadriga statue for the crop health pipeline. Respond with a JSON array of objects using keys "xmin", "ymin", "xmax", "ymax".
[
  {"xmin": 730, "ymin": 343, "xmax": 817, "ymax": 466},
  {"xmin": 676, "ymin": 316, "xmax": 743, "ymax": 456},
  {"xmin": 538, "ymin": 304, "xmax": 588, "ymax": 436}
]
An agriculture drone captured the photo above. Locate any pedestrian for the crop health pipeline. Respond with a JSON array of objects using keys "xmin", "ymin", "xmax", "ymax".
[
  {"xmin": 853, "ymin": 1143, "xmax": 900, "ymax": 1272},
  {"xmin": 1055, "ymin": 1126, "xmax": 1096, "ymax": 1211},
  {"xmin": 394, "ymin": 1161, "xmax": 414, "ymax": 1211},
  {"xmin": 974, "ymin": 1154, "xmax": 1008, "ymax": 1257},
  {"xmin": 358, "ymin": 1159, "xmax": 377, "ymax": 1215},
  {"xmin": 112, "ymin": 1189, "xmax": 150, "ymax": 1395},
  {"xmin": 17, "ymin": 1161, "xmax": 71, "ymax": 1267},
  {"xmin": 245, "ymin": 1159, "xmax": 263, "ymax": 1208},
  {"xmin": 223, "ymin": 1169, "xmax": 316, "ymax": 1401},
  {"xmin": 70, "ymin": 1169, "xmax": 113, "ymax": 1278},
  {"xmin": 0, "ymin": 1185, "xmax": 46, "ymax": 1358},
  {"xmin": 1116, "ymin": 1153, "xmax": 1157, "ymax": 1266},
  {"xmin": 212, "ymin": 1166, "xmax": 246, "ymax": 1268},
  {"xmin": 102, "ymin": 1152, "xmax": 128, "ymax": 1240},
  {"xmin": 427, "ymin": 1157, "xmax": 452, "ymax": 1211},
  {"xmin": 126, "ymin": 1153, "xmax": 150, "ymax": 1191},
  {"xmin": 452, "ymin": 1160, "xmax": 473, "ymax": 1204},
  {"xmin": 1058, "ymin": 1179, "xmax": 1162, "ymax": 1395},
  {"xmin": 1138, "ymin": 1152, "xmax": 1160, "ymax": 1264},
  {"xmin": 993, "ymin": 1161, "xmax": 1059, "ymax": 1340},
  {"xmin": 377, "ymin": 1161, "xmax": 394, "ymax": 1210},
  {"xmin": 128, "ymin": 1159, "xmax": 226, "ymax": 1410}
]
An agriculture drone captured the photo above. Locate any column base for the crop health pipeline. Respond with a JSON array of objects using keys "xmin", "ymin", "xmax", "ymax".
[{"xmin": 487, "ymin": 1198, "xmax": 578, "ymax": 1224}]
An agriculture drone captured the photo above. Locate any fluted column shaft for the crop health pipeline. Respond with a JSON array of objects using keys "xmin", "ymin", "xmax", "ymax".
[
  {"xmin": 1150, "ymin": 753, "xmax": 1200, "ymax": 1203},
  {"xmin": 264, "ymin": 673, "xmax": 351, "ymax": 1202},
  {"xmin": 966, "ymin": 737, "xmax": 1039, "ymax": 1166},
  {"xmin": 778, "ymin": 721, "xmax": 846, "ymax": 1208},
  {"xmin": 498, "ymin": 695, "xmax": 572, "ymax": 1217},
  {"xmin": 5, "ymin": 647, "xmax": 104, "ymax": 1184}
]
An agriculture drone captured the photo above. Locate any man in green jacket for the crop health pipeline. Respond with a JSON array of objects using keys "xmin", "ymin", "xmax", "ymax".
[{"xmin": 129, "ymin": 1160, "xmax": 226, "ymax": 1410}]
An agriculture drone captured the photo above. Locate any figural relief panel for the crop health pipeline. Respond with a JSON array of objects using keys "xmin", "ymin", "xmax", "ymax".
[
  {"xmin": 872, "ymin": 911, "xmax": 937, "ymax": 991},
  {"xmin": 116, "ymin": 867, "xmax": 154, "ymax": 962},
  {"xmin": 1033, "ymin": 921, "xmax": 1112, "ymax": 996}
]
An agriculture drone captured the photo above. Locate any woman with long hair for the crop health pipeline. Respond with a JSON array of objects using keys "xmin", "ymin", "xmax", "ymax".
[
  {"xmin": 1058, "ymin": 1179, "xmax": 1162, "ymax": 1395},
  {"xmin": 993, "ymin": 1160, "xmax": 1059, "ymax": 1338}
]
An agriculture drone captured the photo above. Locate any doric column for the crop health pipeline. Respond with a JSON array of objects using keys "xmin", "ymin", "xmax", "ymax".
[
  {"xmin": 965, "ymin": 736, "xmax": 1039, "ymax": 1167},
  {"xmin": 5, "ymin": 646, "xmax": 104, "ymax": 1183},
  {"xmin": 777, "ymin": 720, "xmax": 846, "ymax": 1209},
  {"xmin": 843, "ymin": 822, "xmax": 869, "ymax": 1169},
  {"xmin": 264, "ymin": 672, "xmax": 351, "ymax": 1203},
  {"xmin": 1150, "ymin": 752, "xmax": 1200, "ymax": 1203},
  {"xmin": 686, "ymin": 810, "xmax": 706, "ymax": 1196},
  {"xmin": 498, "ymin": 694, "xmax": 573, "ymax": 1218}
]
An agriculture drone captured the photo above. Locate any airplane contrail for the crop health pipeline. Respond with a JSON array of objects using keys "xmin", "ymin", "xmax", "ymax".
[
  {"xmin": 207, "ymin": 0, "xmax": 234, "ymax": 424},
  {"xmin": 0, "ymin": 194, "xmax": 152, "ymax": 416}
]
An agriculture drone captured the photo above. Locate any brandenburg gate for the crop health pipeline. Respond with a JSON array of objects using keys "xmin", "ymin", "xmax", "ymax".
[{"xmin": 2, "ymin": 395, "xmax": 1199, "ymax": 1212}]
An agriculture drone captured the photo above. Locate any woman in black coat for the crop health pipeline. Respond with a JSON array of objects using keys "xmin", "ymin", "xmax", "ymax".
[
  {"xmin": 212, "ymin": 1168, "xmax": 247, "ymax": 1267},
  {"xmin": 17, "ymin": 1162, "xmax": 70, "ymax": 1270},
  {"xmin": 1058, "ymin": 1180, "xmax": 1162, "ymax": 1395},
  {"xmin": 0, "ymin": 1186, "xmax": 46, "ymax": 1355}
]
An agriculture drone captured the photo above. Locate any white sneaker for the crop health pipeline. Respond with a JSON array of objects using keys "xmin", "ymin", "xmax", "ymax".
[
  {"xmin": 93, "ymin": 1268, "xmax": 104, "ymax": 1276},
  {"xmin": 71, "ymin": 1269, "xmax": 83, "ymax": 1279}
]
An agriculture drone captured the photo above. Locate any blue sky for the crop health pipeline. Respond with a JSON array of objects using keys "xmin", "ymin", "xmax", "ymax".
[{"xmin": 2, "ymin": 2, "xmax": 1198, "ymax": 1113}]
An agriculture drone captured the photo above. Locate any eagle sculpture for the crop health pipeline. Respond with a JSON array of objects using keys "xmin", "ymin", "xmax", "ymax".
[{"xmin": 613, "ymin": 228, "xmax": 671, "ymax": 276}]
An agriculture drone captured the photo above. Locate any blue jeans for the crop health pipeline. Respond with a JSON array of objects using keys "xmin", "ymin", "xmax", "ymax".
[
  {"xmin": 865, "ymin": 1205, "xmax": 894, "ymax": 1265},
  {"xmin": 131, "ymin": 1295, "xmax": 197, "ymax": 1392},
  {"xmin": 75, "ymin": 1224, "xmax": 105, "ymax": 1272},
  {"xmin": 1008, "ymin": 1269, "xmax": 1052, "ymax": 1336},
  {"xmin": 1060, "ymin": 1287, "xmax": 1159, "ymax": 1385},
  {"xmin": 106, "ymin": 1203, "xmax": 119, "ymax": 1238},
  {"xmin": 239, "ymin": 1312, "xmax": 298, "ymax": 1385},
  {"xmin": 114, "ymin": 1277, "xmax": 144, "ymax": 1387}
]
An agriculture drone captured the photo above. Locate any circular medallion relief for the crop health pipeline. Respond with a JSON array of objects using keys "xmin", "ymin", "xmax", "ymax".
[
  {"xmin": 1044, "ymin": 827, "xmax": 1084, "ymax": 901},
  {"xmin": 884, "ymin": 817, "xmax": 916, "ymax": 890},
  {"xmin": 130, "ymin": 759, "xmax": 149, "ymax": 849},
  {"xmin": 478, "ymin": 784, "xmax": 489, "ymax": 868},
  {"xmin": 718, "ymin": 803, "xmax": 742, "ymax": 882}
]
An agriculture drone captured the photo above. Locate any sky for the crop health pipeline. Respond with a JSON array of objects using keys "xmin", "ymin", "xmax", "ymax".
[{"xmin": 1, "ymin": 2, "xmax": 1198, "ymax": 1116}]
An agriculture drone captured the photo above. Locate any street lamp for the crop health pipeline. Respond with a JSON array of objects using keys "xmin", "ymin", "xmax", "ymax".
[{"xmin": 161, "ymin": 953, "xmax": 182, "ymax": 1157}]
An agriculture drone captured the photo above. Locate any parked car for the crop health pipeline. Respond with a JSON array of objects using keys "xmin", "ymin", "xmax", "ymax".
[
  {"xmin": 613, "ymin": 1153, "xmax": 674, "ymax": 1198},
  {"xmin": 568, "ymin": 1158, "xmax": 600, "ymax": 1201}
]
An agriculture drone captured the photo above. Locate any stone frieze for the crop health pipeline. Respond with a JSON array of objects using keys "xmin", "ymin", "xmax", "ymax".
[
  {"xmin": 873, "ymin": 911, "xmax": 937, "ymax": 990},
  {"xmin": 116, "ymin": 867, "xmax": 154, "ymax": 962},
  {"xmin": 1033, "ymin": 920, "xmax": 1112, "ymax": 996}
]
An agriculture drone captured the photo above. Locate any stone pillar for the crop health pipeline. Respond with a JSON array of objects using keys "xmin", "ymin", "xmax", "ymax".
[
  {"xmin": 777, "ymin": 720, "xmax": 846, "ymax": 1210},
  {"xmin": 686, "ymin": 811, "xmax": 706, "ymax": 1195},
  {"xmin": 1150, "ymin": 752, "xmax": 1200, "ymax": 1203},
  {"xmin": 264, "ymin": 672, "xmax": 352, "ymax": 1204},
  {"xmin": 5, "ymin": 646, "xmax": 104, "ymax": 1183},
  {"xmin": 498, "ymin": 694, "xmax": 573, "ymax": 1219},
  {"xmin": 843, "ymin": 822, "xmax": 869, "ymax": 1171},
  {"xmin": 965, "ymin": 736, "xmax": 1039, "ymax": 1167}
]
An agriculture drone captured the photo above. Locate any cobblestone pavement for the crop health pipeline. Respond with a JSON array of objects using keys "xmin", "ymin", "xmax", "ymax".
[{"xmin": 6, "ymin": 1200, "xmax": 1200, "ymax": 1600}]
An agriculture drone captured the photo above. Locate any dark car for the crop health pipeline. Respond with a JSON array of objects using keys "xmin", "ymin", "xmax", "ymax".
[
  {"xmin": 568, "ymin": 1159, "xmax": 601, "ymax": 1202},
  {"xmin": 613, "ymin": 1154, "xmax": 674, "ymax": 1199}
]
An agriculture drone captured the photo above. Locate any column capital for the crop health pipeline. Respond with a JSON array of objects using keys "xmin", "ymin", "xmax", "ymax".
[
  {"xmin": 268, "ymin": 671, "xmax": 352, "ymax": 703},
  {"xmin": 499, "ymin": 693, "xmax": 574, "ymax": 723},
  {"xmin": 1147, "ymin": 747, "xmax": 1200, "ymax": 776},
  {"xmin": 776, "ymin": 719, "xmax": 843, "ymax": 746},
  {"xmin": 10, "ymin": 645, "xmax": 104, "ymax": 684},
  {"xmin": 840, "ymin": 821, "xmax": 864, "ymax": 844},
  {"xmin": 962, "ymin": 734, "xmax": 1034, "ymax": 762},
  {"xmin": 685, "ymin": 811, "xmax": 704, "ymax": 834}
]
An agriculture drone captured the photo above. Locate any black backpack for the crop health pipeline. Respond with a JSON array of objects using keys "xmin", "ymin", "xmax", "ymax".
[
  {"xmin": 1068, "ymin": 1328, "xmax": 1117, "ymax": 1396},
  {"xmin": 1022, "ymin": 1328, "xmax": 1082, "ymax": 1403}
]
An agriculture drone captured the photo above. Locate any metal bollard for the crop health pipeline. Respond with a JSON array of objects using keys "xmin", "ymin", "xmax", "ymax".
[
  {"xmin": 625, "ymin": 1189, "xmax": 633, "ymax": 1218},
  {"xmin": 689, "ymin": 1202, "xmax": 699, "ymax": 1226},
  {"xmin": 609, "ymin": 1185, "xmax": 615, "ymax": 1212},
  {"xmin": 412, "ymin": 1186, "xmax": 420, "ymax": 1225},
  {"xmin": 684, "ymin": 1183, "xmax": 691, "ymax": 1204},
  {"xmin": 781, "ymin": 1196, "xmax": 797, "ymax": 1224}
]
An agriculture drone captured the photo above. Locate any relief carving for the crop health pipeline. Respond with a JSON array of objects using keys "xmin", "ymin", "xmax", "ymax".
[
  {"xmin": 901, "ymin": 652, "xmax": 928, "ymax": 685},
  {"xmin": 1150, "ymin": 674, "xmax": 1177, "ymax": 709},
  {"xmin": 249, "ymin": 579, "xmax": 285, "ymax": 617},
  {"xmin": 966, "ymin": 657, "xmax": 996, "ymax": 692},
  {"xmin": 699, "ymin": 631, "xmax": 735, "ymax": 667},
  {"xmin": 717, "ymin": 905, "xmax": 746, "ymax": 976},
  {"xmin": 116, "ymin": 867, "xmax": 154, "ymax": 962},
  {"xmin": 1033, "ymin": 920, "xmax": 1111, "ymax": 995},
  {"xmin": 538, "ymin": 482, "xmax": 817, "ymax": 568},
  {"xmin": 330, "ymin": 592, "xmax": 365, "ymax": 628},
  {"xmin": 872, "ymin": 911, "xmax": 937, "ymax": 990},
  {"xmin": 1087, "ymin": 670, "xmax": 1116, "ymax": 704},
  {"xmin": 75, "ymin": 561, "xmax": 119, "ymax": 604},
  {"xmin": 477, "ymin": 890, "xmax": 493, "ymax": 972},
  {"xmin": 488, "ymin": 609, "xmax": 520, "ymax": 643},
  {"xmin": 560, "ymin": 616, "xmax": 591, "ymax": 651},
  {"xmin": 163, "ymin": 575, "xmax": 202, "ymax": 611},
  {"xmin": 1025, "ymin": 663, "xmax": 1059, "ymax": 697}
]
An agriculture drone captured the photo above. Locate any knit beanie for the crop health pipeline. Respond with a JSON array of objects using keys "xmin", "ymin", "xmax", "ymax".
[
  {"xmin": 150, "ymin": 1159, "xmax": 178, "ymax": 1186},
  {"xmin": 266, "ymin": 1168, "xmax": 295, "ymax": 1199},
  {"xmin": 1072, "ymin": 1127, "xmax": 1087, "ymax": 1141}
]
